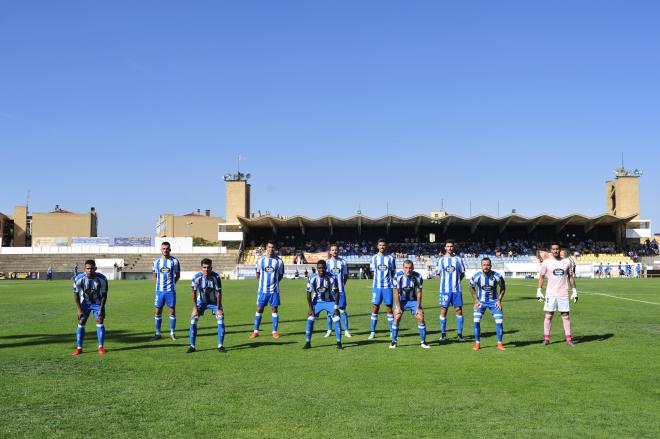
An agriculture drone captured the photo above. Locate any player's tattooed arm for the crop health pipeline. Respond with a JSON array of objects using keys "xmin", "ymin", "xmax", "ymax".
[
  {"xmin": 470, "ymin": 286, "xmax": 480, "ymax": 309},
  {"xmin": 191, "ymin": 288, "xmax": 198, "ymax": 316}
]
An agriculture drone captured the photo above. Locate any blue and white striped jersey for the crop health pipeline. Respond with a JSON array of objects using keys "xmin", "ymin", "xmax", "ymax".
[
  {"xmin": 73, "ymin": 273, "xmax": 108, "ymax": 306},
  {"xmin": 191, "ymin": 271, "xmax": 222, "ymax": 304},
  {"xmin": 306, "ymin": 273, "xmax": 339, "ymax": 302},
  {"xmin": 153, "ymin": 256, "xmax": 180, "ymax": 292},
  {"xmin": 394, "ymin": 270, "xmax": 423, "ymax": 301},
  {"xmin": 256, "ymin": 256, "xmax": 285, "ymax": 294},
  {"xmin": 326, "ymin": 257, "xmax": 348, "ymax": 293},
  {"xmin": 469, "ymin": 271, "xmax": 505, "ymax": 303},
  {"xmin": 371, "ymin": 253, "xmax": 396, "ymax": 288},
  {"xmin": 436, "ymin": 255, "xmax": 465, "ymax": 293}
]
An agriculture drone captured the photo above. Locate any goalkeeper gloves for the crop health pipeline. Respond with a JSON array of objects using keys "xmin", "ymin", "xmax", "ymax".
[
  {"xmin": 536, "ymin": 288, "xmax": 544, "ymax": 302},
  {"xmin": 571, "ymin": 288, "xmax": 578, "ymax": 303}
]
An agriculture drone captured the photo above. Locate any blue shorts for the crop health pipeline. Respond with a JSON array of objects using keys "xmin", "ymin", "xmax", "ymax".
[
  {"xmin": 396, "ymin": 300, "xmax": 418, "ymax": 315},
  {"xmin": 439, "ymin": 291, "xmax": 463, "ymax": 308},
  {"xmin": 256, "ymin": 292, "xmax": 280, "ymax": 308},
  {"xmin": 313, "ymin": 301, "xmax": 336, "ymax": 317},
  {"xmin": 80, "ymin": 304, "xmax": 103, "ymax": 321},
  {"xmin": 196, "ymin": 302, "xmax": 223, "ymax": 316},
  {"xmin": 338, "ymin": 292, "xmax": 347, "ymax": 309},
  {"xmin": 474, "ymin": 302, "xmax": 503, "ymax": 319},
  {"xmin": 372, "ymin": 288, "xmax": 394, "ymax": 306},
  {"xmin": 155, "ymin": 291, "xmax": 176, "ymax": 309}
]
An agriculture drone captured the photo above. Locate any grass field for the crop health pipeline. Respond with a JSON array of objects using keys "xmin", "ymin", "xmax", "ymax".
[{"xmin": 0, "ymin": 278, "xmax": 658, "ymax": 438}]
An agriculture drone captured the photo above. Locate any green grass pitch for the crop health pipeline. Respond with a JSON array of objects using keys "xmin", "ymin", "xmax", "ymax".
[{"xmin": 0, "ymin": 278, "xmax": 658, "ymax": 438}]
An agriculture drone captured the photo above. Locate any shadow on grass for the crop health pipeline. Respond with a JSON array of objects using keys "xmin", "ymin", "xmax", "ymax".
[
  {"xmin": 0, "ymin": 330, "xmax": 140, "ymax": 349},
  {"xmin": 228, "ymin": 340, "xmax": 297, "ymax": 351},
  {"xmin": 507, "ymin": 333, "xmax": 614, "ymax": 348}
]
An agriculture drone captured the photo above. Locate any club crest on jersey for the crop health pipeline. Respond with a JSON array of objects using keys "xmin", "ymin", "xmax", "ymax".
[
  {"xmin": 160, "ymin": 267, "xmax": 171, "ymax": 273},
  {"xmin": 378, "ymin": 264, "xmax": 387, "ymax": 270},
  {"xmin": 264, "ymin": 266, "xmax": 275, "ymax": 273},
  {"xmin": 445, "ymin": 265, "xmax": 456, "ymax": 273},
  {"xmin": 553, "ymin": 268, "xmax": 565, "ymax": 276}
]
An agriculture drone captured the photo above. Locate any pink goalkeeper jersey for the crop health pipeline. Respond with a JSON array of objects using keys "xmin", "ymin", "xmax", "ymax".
[{"xmin": 540, "ymin": 257, "xmax": 573, "ymax": 297}]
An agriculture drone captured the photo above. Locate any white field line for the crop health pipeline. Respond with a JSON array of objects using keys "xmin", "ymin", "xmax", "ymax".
[{"xmin": 505, "ymin": 281, "xmax": 660, "ymax": 306}]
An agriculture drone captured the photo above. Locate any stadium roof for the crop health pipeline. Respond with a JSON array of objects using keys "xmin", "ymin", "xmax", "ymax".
[{"xmin": 238, "ymin": 213, "xmax": 637, "ymax": 234}]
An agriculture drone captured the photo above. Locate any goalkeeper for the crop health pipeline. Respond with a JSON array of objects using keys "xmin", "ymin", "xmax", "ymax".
[{"xmin": 536, "ymin": 242, "xmax": 578, "ymax": 346}]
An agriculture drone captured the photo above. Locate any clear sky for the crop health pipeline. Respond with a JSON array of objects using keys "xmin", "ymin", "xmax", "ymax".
[{"xmin": 1, "ymin": 1, "xmax": 658, "ymax": 238}]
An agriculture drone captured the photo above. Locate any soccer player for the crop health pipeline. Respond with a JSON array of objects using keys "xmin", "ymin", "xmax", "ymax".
[
  {"xmin": 626, "ymin": 263, "xmax": 632, "ymax": 278},
  {"xmin": 605, "ymin": 262, "xmax": 611, "ymax": 278},
  {"xmin": 536, "ymin": 242, "xmax": 578, "ymax": 346},
  {"xmin": 47, "ymin": 265, "xmax": 53, "ymax": 281},
  {"xmin": 636, "ymin": 263, "xmax": 641, "ymax": 278},
  {"xmin": 152, "ymin": 241, "xmax": 180, "ymax": 341},
  {"xmin": 187, "ymin": 258, "xmax": 225, "ymax": 353},
  {"xmin": 368, "ymin": 239, "xmax": 396, "ymax": 340},
  {"xmin": 596, "ymin": 262, "xmax": 603, "ymax": 279},
  {"xmin": 72, "ymin": 260, "xmax": 108, "ymax": 355},
  {"xmin": 390, "ymin": 260, "xmax": 430, "ymax": 349},
  {"xmin": 304, "ymin": 260, "xmax": 343, "ymax": 350},
  {"xmin": 325, "ymin": 244, "xmax": 352, "ymax": 338},
  {"xmin": 469, "ymin": 257, "xmax": 506, "ymax": 351},
  {"xmin": 436, "ymin": 239, "xmax": 466, "ymax": 342},
  {"xmin": 250, "ymin": 241, "xmax": 285, "ymax": 339}
]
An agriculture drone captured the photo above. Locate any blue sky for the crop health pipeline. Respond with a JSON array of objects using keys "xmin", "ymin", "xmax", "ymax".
[{"xmin": 1, "ymin": 1, "xmax": 658, "ymax": 237}]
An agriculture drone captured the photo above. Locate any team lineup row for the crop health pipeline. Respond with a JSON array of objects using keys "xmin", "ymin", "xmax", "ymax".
[{"xmin": 71, "ymin": 239, "xmax": 579, "ymax": 355}]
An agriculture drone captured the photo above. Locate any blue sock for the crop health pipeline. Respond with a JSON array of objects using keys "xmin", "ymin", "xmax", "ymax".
[
  {"xmin": 387, "ymin": 314, "xmax": 394, "ymax": 331},
  {"xmin": 391, "ymin": 324, "xmax": 399, "ymax": 342},
  {"xmin": 333, "ymin": 316, "xmax": 342, "ymax": 342},
  {"xmin": 327, "ymin": 315, "xmax": 333, "ymax": 332},
  {"xmin": 418, "ymin": 323, "xmax": 426, "ymax": 343},
  {"xmin": 272, "ymin": 313, "xmax": 279, "ymax": 333},
  {"xmin": 189, "ymin": 317, "xmax": 198, "ymax": 347},
  {"xmin": 370, "ymin": 313, "xmax": 378, "ymax": 332},
  {"xmin": 456, "ymin": 315, "xmax": 464, "ymax": 336},
  {"xmin": 340, "ymin": 309, "xmax": 349, "ymax": 331},
  {"xmin": 305, "ymin": 317, "xmax": 315, "ymax": 342},
  {"xmin": 155, "ymin": 315, "xmax": 162, "ymax": 334},
  {"xmin": 76, "ymin": 324, "xmax": 85, "ymax": 348},
  {"xmin": 217, "ymin": 316, "xmax": 225, "ymax": 346},
  {"xmin": 254, "ymin": 312, "xmax": 262, "ymax": 332},
  {"xmin": 169, "ymin": 315, "xmax": 176, "ymax": 333},
  {"xmin": 96, "ymin": 324, "xmax": 105, "ymax": 347},
  {"xmin": 440, "ymin": 316, "xmax": 447, "ymax": 335},
  {"xmin": 495, "ymin": 315, "xmax": 503, "ymax": 343},
  {"xmin": 473, "ymin": 310, "xmax": 481, "ymax": 342}
]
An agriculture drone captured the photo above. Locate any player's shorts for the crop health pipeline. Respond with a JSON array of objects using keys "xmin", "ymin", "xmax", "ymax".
[
  {"xmin": 395, "ymin": 300, "xmax": 418, "ymax": 315},
  {"xmin": 80, "ymin": 304, "xmax": 103, "ymax": 321},
  {"xmin": 439, "ymin": 291, "xmax": 463, "ymax": 308},
  {"xmin": 256, "ymin": 292, "xmax": 280, "ymax": 308},
  {"xmin": 338, "ymin": 292, "xmax": 347, "ymax": 309},
  {"xmin": 155, "ymin": 291, "xmax": 176, "ymax": 308},
  {"xmin": 474, "ymin": 302, "xmax": 503, "ymax": 319},
  {"xmin": 195, "ymin": 302, "xmax": 223, "ymax": 316},
  {"xmin": 544, "ymin": 296, "xmax": 570, "ymax": 313},
  {"xmin": 313, "ymin": 301, "xmax": 336, "ymax": 317},
  {"xmin": 372, "ymin": 288, "xmax": 394, "ymax": 306}
]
